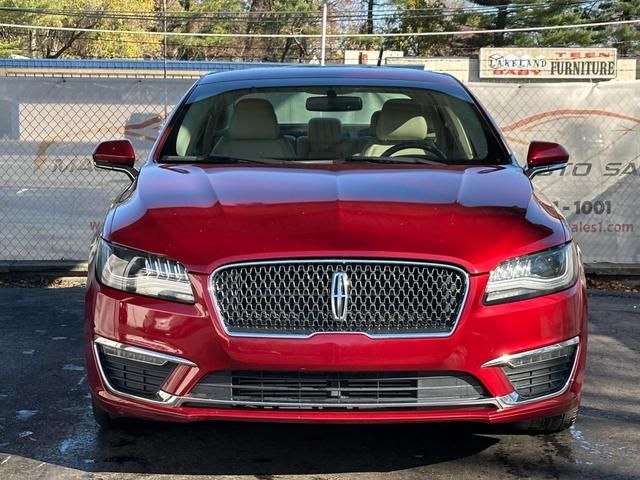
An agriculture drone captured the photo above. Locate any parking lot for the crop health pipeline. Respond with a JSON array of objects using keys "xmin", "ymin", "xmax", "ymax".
[{"xmin": 0, "ymin": 285, "xmax": 639, "ymax": 479}]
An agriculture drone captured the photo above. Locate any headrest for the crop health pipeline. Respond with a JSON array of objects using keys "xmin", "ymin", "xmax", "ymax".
[
  {"xmin": 228, "ymin": 99, "xmax": 279, "ymax": 140},
  {"xmin": 308, "ymin": 117, "xmax": 342, "ymax": 144},
  {"xmin": 376, "ymin": 99, "xmax": 428, "ymax": 142},
  {"xmin": 370, "ymin": 110, "xmax": 381, "ymax": 130}
]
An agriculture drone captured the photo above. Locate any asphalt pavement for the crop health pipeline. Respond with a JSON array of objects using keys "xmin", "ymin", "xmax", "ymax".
[{"xmin": 0, "ymin": 286, "xmax": 639, "ymax": 479}]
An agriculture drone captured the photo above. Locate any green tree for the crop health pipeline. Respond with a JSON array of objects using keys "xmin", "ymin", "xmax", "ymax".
[
  {"xmin": 166, "ymin": 0, "xmax": 243, "ymax": 61},
  {"xmin": 242, "ymin": 0, "xmax": 323, "ymax": 62},
  {"xmin": 166, "ymin": 0, "xmax": 322, "ymax": 62},
  {"xmin": 494, "ymin": 0, "xmax": 640, "ymax": 54},
  {"xmin": 386, "ymin": 0, "xmax": 640, "ymax": 56},
  {"xmin": 384, "ymin": 0, "xmax": 468, "ymax": 56},
  {"xmin": 0, "ymin": 0, "xmax": 158, "ymax": 58}
]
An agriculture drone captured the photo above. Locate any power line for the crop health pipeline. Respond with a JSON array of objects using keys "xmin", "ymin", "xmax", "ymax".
[
  {"xmin": 0, "ymin": 18, "xmax": 638, "ymax": 39},
  {"xmin": 25, "ymin": 30, "xmax": 317, "ymax": 52}
]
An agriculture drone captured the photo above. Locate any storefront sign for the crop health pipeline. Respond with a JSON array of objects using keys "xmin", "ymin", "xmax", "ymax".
[{"xmin": 479, "ymin": 48, "xmax": 617, "ymax": 79}]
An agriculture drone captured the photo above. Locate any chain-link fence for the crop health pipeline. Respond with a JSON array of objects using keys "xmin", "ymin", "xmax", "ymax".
[
  {"xmin": 472, "ymin": 82, "xmax": 640, "ymax": 264},
  {"xmin": 0, "ymin": 66, "xmax": 638, "ymax": 265},
  {"xmin": 0, "ymin": 76, "xmax": 189, "ymax": 262}
]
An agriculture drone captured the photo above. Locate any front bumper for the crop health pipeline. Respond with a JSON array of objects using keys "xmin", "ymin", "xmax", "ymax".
[{"xmin": 85, "ymin": 268, "xmax": 588, "ymax": 424}]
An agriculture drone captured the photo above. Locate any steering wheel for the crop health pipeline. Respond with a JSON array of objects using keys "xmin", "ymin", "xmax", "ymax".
[{"xmin": 380, "ymin": 141, "xmax": 447, "ymax": 162}]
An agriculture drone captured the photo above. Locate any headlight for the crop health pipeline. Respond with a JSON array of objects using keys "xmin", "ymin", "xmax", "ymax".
[
  {"xmin": 96, "ymin": 239, "xmax": 194, "ymax": 304},
  {"xmin": 485, "ymin": 243, "xmax": 578, "ymax": 304}
]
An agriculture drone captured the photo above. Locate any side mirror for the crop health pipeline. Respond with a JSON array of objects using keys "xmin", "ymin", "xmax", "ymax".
[
  {"xmin": 525, "ymin": 141, "xmax": 569, "ymax": 179},
  {"xmin": 92, "ymin": 139, "xmax": 138, "ymax": 181}
]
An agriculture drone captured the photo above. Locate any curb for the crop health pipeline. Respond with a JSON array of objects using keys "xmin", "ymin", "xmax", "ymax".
[
  {"xmin": 584, "ymin": 263, "xmax": 640, "ymax": 276},
  {"xmin": 0, "ymin": 261, "xmax": 89, "ymax": 274}
]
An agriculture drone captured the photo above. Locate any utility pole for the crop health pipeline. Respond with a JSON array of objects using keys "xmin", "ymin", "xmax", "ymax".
[
  {"xmin": 162, "ymin": 0, "xmax": 168, "ymax": 79},
  {"xmin": 162, "ymin": 0, "xmax": 168, "ymax": 117},
  {"xmin": 320, "ymin": 0, "xmax": 328, "ymax": 66}
]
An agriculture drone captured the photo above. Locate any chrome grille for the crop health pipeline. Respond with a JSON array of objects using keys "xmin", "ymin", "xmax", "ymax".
[
  {"xmin": 210, "ymin": 260, "xmax": 467, "ymax": 336},
  {"xmin": 189, "ymin": 371, "xmax": 489, "ymax": 409}
]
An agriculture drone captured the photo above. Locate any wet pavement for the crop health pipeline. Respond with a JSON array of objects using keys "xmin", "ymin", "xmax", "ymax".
[{"xmin": 0, "ymin": 287, "xmax": 639, "ymax": 479}]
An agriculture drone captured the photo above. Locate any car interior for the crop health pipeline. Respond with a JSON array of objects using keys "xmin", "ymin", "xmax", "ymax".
[
  {"xmin": 210, "ymin": 97, "xmax": 450, "ymax": 161},
  {"xmin": 167, "ymin": 86, "xmax": 502, "ymax": 164}
]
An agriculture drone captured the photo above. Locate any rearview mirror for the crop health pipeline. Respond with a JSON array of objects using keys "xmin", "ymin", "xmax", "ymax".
[
  {"xmin": 306, "ymin": 95, "xmax": 363, "ymax": 112},
  {"xmin": 525, "ymin": 141, "xmax": 569, "ymax": 179},
  {"xmin": 92, "ymin": 139, "xmax": 138, "ymax": 181}
]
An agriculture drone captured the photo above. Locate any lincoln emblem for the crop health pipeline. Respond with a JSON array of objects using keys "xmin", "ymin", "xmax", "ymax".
[{"xmin": 330, "ymin": 271, "xmax": 350, "ymax": 321}]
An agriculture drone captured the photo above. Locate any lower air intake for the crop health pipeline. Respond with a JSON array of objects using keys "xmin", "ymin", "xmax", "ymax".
[
  {"xmin": 189, "ymin": 371, "xmax": 489, "ymax": 409},
  {"xmin": 502, "ymin": 343, "xmax": 578, "ymax": 400},
  {"xmin": 97, "ymin": 344, "xmax": 176, "ymax": 399}
]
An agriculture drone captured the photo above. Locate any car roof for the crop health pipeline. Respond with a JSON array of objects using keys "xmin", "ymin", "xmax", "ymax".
[{"xmin": 198, "ymin": 66, "xmax": 462, "ymax": 89}]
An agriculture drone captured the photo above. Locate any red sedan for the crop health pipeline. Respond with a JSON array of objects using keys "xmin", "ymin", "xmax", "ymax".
[{"xmin": 86, "ymin": 67, "xmax": 587, "ymax": 432}]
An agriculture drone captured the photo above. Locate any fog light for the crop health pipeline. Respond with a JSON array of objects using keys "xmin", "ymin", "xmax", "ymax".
[
  {"xmin": 94, "ymin": 336, "xmax": 196, "ymax": 367},
  {"xmin": 99, "ymin": 342, "xmax": 169, "ymax": 366}
]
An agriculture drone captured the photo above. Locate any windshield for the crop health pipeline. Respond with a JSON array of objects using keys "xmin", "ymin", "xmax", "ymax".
[{"xmin": 159, "ymin": 85, "xmax": 509, "ymax": 165}]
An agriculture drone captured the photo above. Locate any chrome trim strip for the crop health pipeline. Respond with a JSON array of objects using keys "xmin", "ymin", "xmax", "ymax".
[
  {"xmin": 208, "ymin": 258, "xmax": 470, "ymax": 339},
  {"xmin": 94, "ymin": 161, "xmax": 138, "ymax": 182},
  {"xmin": 94, "ymin": 336, "xmax": 197, "ymax": 367},
  {"xmin": 526, "ymin": 162, "xmax": 568, "ymax": 179},
  {"xmin": 172, "ymin": 396, "xmax": 501, "ymax": 409},
  {"xmin": 481, "ymin": 336, "xmax": 580, "ymax": 368},
  {"xmin": 483, "ymin": 336, "xmax": 581, "ymax": 408},
  {"xmin": 95, "ymin": 379, "xmax": 504, "ymax": 409}
]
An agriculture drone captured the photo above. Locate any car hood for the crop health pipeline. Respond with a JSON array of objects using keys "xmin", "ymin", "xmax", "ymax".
[{"xmin": 107, "ymin": 163, "xmax": 567, "ymax": 274}]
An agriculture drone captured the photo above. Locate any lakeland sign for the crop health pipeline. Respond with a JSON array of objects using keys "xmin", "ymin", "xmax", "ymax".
[{"xmin": 479, "ymin": 48, "xmax": 617, "ymax": 79}]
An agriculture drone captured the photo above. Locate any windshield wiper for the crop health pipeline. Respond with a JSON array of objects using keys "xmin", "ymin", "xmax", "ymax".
[
  {"xmin": 159, "ymin": 155, "xmax": 206, "ymax": 163},
  {"xmin": 159, "ymin": 155, "xmax": 286, "ymax": 165},
  {"xmin": 207, "ymin": 155, "xmax": 288, "ymax": 165},
  {"xmin": 342, "ymin": 156, "xmax": 447, "ymax": 166}
]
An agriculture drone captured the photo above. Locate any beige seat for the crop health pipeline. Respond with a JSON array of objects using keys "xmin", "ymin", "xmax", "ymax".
[
  {"xmin": 363, "ymin": 110, "xmax": 381, "ymax": 136},
  {"xmin": 296, "ymin": 117, "xmax": 350, "ymax": 159},
  {"xmin": 212, "ymin": 99, "xmax": 295, "ymax": 159},
  {"xmin": 361, "ymin": 99, "xmax": 429, "ymax": 157},
  {"xmin": 355, "ymin": 110, "xmax": 381, "ymax": 153}
]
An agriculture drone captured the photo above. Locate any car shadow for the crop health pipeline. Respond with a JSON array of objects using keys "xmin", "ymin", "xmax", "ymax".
[
  {"xmin": 1, "ymin": 414, "xmax": 509, "ymax": 475},
  {"xmin": 86, "ymin": 420, "xmax": 503, "ymax": 475}
]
